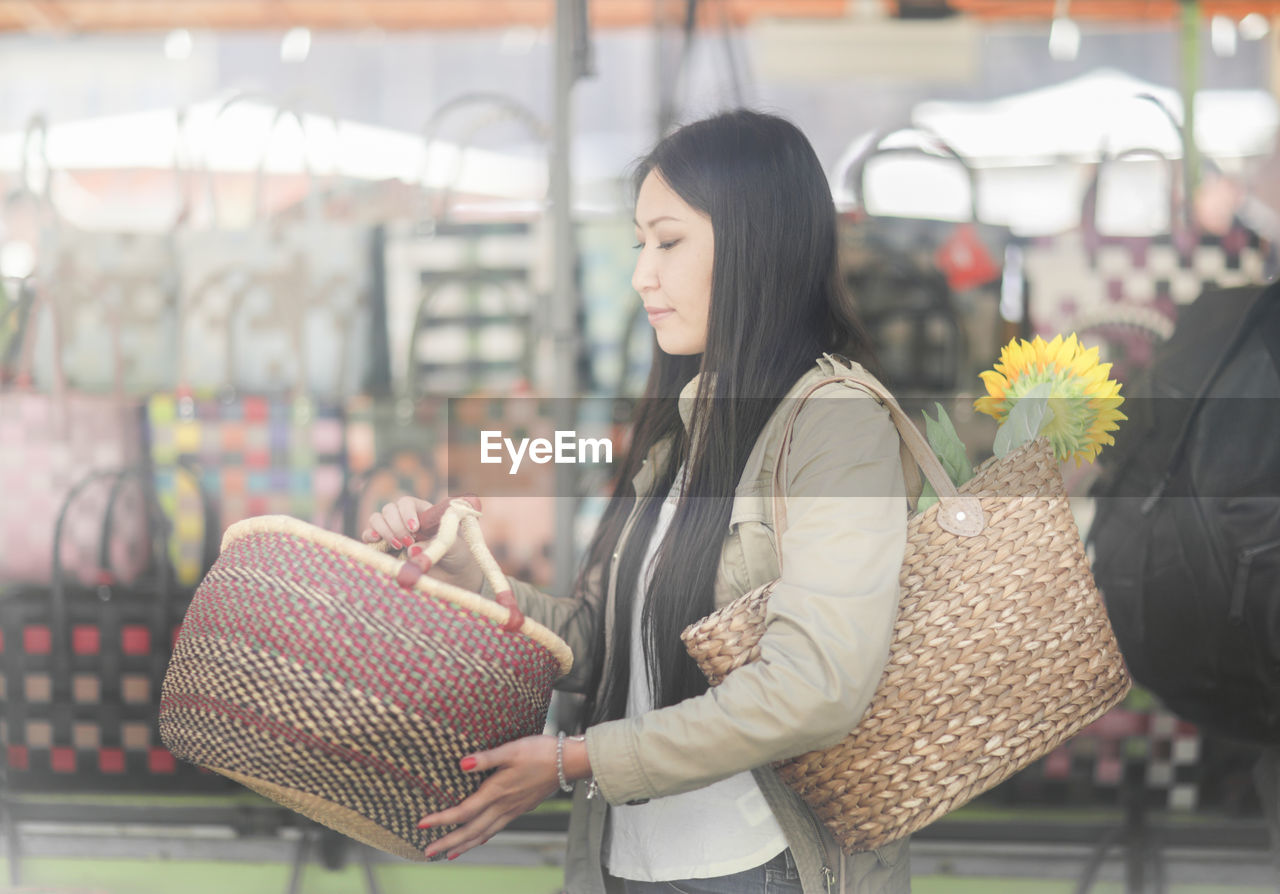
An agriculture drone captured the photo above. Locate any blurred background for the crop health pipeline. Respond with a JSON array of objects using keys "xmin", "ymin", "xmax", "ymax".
[{"xmin": 1, "ymin": 1, "xmax": 1279, "ymax": 892}]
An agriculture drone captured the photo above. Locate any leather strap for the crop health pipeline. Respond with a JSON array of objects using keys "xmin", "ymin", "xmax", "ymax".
[{"xmin": 769, "ymin": 357, "xmax": 985, "ymax": 573}]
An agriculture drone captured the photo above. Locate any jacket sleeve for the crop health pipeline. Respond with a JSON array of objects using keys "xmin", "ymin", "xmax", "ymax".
[
  {"xmin": 584, "ymin": 385, "xmax": 908, "ymax": 804},
  {"xmin": 481, "ymin": 561, "xmax": 605, "ymax": 695}
]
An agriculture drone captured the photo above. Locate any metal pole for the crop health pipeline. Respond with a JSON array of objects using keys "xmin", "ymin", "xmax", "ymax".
[
  {"xmin": 551, "ymin": 0, "xmax": 581, "ymax": 597},
  {"xmin": 1179, "ymin": 0, "xmax": 1201, "ymax": 216}
]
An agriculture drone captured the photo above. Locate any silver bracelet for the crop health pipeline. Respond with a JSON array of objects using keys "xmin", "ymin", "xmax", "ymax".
[{"xmin": 555, "ymin": 731, "xmax": 575, "ymax": 793}]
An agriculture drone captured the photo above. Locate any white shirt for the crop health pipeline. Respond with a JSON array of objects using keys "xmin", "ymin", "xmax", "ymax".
[{"xmin": 604, "ymin": 467, "xmax": 787, "ymax": 882}]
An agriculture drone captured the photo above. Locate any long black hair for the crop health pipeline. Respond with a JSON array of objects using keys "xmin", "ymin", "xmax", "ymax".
[{"xmin": 583, "ymin": 109, "xmax": 879, "ymax": 726}]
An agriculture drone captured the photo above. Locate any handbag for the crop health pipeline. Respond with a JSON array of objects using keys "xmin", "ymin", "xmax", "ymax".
[
  {"xmin": 176, "ymin": 97, "xmax": 374, "ymax": 398},
  {"xmin": 0, "ymin": 284, "xmax": 150, "ymax": 588},
  {"xmin": 148, "ymin": 184, "xmax": 349, "ymax": 585},
  {"xmin": 681, "ymin": 355, "xmax": 1131, "ymax": 853},
  {"xmin": 23, "ymin": 116, "xmax": 185, "ymax": 395},
  {"xmin": 1023, "ymin": 138, "xmax": 1266, "ymax": 385},
  {"xmin": 158, "ymin": 497, "xmax": 573, "ymax": 860},
  {"xmin": 2, "ymin": 464, "xmax": 231, "ymax": 792},
  {"xmin": 837, "ymin": 127, "xmax": 1010, "ymax": 390}
]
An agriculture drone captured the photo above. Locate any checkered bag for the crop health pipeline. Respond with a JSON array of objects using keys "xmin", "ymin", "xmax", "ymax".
[
  {"xmin": 1022, "ymin": 148, "xmax": 1266, "ymax": 383},
  {"xmin": 158, "ymin": 498, "xmax": 572, "ymax": 859},
  {"xmin": 1, "ymin": 465, "xmax": 233, "ymax": 793},
  {"xmin": 0, "ymin": 286, "xmax": 150, "ymax": 588},
  {"xmin": 1003, "ymin": 686, "xmax": 1203, "ymax": 813}
]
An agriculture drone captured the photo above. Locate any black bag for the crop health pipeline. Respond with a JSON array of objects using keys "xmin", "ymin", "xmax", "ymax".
[
  {"xmin": 1, "ymin": 464, "xmax": 228, "ymax": 792},
  {"xmin": 1089, "ymin": 279, "xmax": 1280, "ymax": 746}
]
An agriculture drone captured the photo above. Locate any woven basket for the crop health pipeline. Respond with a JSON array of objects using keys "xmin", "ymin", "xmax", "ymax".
[
  {"xmin": 681, "ymin": 364, "xmax": 1131, "ymax": 854},
  {"xmin": 159, "ymin": 498, "xmax": 572, "ymax": 861}
]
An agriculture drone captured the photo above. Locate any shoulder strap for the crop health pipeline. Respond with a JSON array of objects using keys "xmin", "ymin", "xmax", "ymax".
[{"xmin": 768, "ymin": 358, "xmax": 984, "ymax": 574}]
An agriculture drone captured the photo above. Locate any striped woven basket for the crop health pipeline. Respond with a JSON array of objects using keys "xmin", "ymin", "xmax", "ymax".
[
  {"xmin": 682, "ymin": 363, "xmax": 1131, "ymax": 854},
  {"xmin": 159, "ymin": 498, "xmax": 572, "ymax": 861}
]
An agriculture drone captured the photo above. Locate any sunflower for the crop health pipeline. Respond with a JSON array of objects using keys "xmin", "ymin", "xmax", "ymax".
[{"xmin": 974, "ymin": 334, "xmax": 1126, "ymax": 466}]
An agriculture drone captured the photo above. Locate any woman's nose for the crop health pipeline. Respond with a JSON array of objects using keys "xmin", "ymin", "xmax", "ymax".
[{"xmin": 632, "ymin": 250, "xmax": 657, "ymax": 294}]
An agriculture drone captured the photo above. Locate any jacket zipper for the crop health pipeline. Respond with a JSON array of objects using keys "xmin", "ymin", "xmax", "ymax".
[{"xmin": 796, "ymin": 796, "xmax": 837, "ymax": 893}]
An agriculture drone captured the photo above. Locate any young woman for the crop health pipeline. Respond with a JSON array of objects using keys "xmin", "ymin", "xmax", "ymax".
[{"xmin": 364, "ymin": 109, "xmax": 913, "ymax": 894}]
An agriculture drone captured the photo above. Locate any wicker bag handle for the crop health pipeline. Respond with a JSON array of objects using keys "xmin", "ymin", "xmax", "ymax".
[
  {"xmin": 769, "ymin": 356, "xmax": 985, "ymax": 574},
  {"xmin": 373, "ymin": 495, "xmax": 526, "ymax": 633}
]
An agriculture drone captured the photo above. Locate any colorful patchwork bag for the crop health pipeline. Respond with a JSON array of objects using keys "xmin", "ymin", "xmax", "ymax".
[{"xmin": 158, "ymin": 497, "xmax": 572, "ymax": 860}]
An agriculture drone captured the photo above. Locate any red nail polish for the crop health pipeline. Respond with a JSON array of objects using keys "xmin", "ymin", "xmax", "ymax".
[
  {"xmin": 447, "ymin": 853, "xmax": 459, "ymax": 861},
  {"xmin": 460, "ymin": 756, "xmax": 477, "ymax": 771},
  {"xmin": 416, "ymin": 819, "xmax": 432, "ymax": 829},
  {"xmin": 408, "ymin": 544, "xmax": 421, "ymax": 556},
  {"xmin": 408, "ymin": 517, "xmax": 419, "ymax": 532}
]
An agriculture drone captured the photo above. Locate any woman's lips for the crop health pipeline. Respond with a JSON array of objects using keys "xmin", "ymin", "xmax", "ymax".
[{"xmin": 645, "ymin": 307, "xmax": 674, "ymax": 324}]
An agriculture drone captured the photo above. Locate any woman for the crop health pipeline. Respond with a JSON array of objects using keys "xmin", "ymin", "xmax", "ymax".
[{"xmin": 365, "ymin": 109, "xmax": 914, "ymax": 894}]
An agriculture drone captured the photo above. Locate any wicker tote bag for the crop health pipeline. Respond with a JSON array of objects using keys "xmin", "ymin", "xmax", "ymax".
[
  {"xmin": 681, "ymin": 358, "xmax": 1131, "ymax": 853},
  {"xmin": 158, "ymin": 497, "xmax": 573, "ymax": 860}
]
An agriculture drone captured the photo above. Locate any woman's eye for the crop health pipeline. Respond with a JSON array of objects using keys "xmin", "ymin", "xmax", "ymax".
[
  {"xmin": 632, "ymin": 241, "xmax": 643, "ymax": 250},
  {"xmin": 658, "ymin": 239, "xmax": 680, "ymax": 251}
]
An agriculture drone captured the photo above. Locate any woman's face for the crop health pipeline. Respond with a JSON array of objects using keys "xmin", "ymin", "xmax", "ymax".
[{"xmin": 632, "ymin": 170, "xmax": 714, "ymax": 356}]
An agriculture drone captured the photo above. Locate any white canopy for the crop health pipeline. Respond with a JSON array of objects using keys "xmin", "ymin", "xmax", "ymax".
[
  {"xmin": 911, "ymin": 68, "xmax": 1277, "ymax": 164},
  {"xmin": 0, "ymin": 94, "xmax": 547, "ymax": 228}
]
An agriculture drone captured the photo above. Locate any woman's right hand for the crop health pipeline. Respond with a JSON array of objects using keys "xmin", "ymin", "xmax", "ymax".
[{"xmin": 362, "ymin": 496, "xmax": 485, "ymax": 593}]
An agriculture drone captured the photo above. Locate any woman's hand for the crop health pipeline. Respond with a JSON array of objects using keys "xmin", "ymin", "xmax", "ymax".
[
  {"xmin": 417, "ymin": 734, "xmax": 588, "ymax": 860},
  {"xmin": 361, "ymin": 496, "xmax": 484, "ymax": 592}
]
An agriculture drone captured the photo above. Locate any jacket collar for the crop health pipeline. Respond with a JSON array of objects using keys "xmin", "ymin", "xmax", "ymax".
[{"xmin": 677, "ymin": 371, "xmax": 712, "ymax": 433}]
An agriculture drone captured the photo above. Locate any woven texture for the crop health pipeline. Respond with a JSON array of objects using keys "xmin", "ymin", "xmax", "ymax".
[
  {"xmin": 682, "ymin": 436, "xmax": 1131, "ymax": 853},
  {"xmin": 159, "ymin": 512, "xmax": 571, "ymax": 859}
]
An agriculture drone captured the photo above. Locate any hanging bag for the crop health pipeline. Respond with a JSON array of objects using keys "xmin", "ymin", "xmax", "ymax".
[
  {"xmin": 0, "ymin": 122, "xmax": 150, "ymax": 588},
  {"xmin": 837, "ymin": 127, "xmax": 1009, "ymax": 390},
  {"xmin": 682, "ymin": 355, "xmax": 1131, "ymax": 853},
  {"xmin": 158, "ymin": 497, "xmax": 573, "ymax": 860}
]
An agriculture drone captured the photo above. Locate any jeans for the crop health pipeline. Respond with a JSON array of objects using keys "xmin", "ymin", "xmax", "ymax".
[{"xmin": 618, "ymin": 849, "xmax": 804, "ymax": 894}]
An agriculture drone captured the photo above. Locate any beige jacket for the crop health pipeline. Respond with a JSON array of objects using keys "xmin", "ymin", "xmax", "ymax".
[{"xmin": 500, "ymin": 355, "xmax": 914, "ymax": 894}]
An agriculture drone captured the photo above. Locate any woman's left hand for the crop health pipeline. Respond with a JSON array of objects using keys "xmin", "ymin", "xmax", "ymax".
[{"xmin": 418, "ymin": 734, "xmax": 561, "ymax": 860}]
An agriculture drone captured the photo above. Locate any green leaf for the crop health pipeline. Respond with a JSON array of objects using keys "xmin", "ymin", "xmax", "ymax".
[
  {"xmin": 915, "ymin": 403, "xmax": 972, "ymax": 515},
  {"xmin": 993, "ymin": 382, "xmax": 1053, "ymax": 458},
  {"xmin": 923, "ymin": 402, "xmax": 973, "ymax": 487}
]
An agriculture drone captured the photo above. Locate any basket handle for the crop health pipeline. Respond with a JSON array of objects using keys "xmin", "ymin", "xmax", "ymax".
[
  {"xmin": 373, "ymin": 495, "xmax": 526, "ymax": 633},
  {"xmin": 768, "ymin": 356, "xmax": 985, "ymax": 574}
]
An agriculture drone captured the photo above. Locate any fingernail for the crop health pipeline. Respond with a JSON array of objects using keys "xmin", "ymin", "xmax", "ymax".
[
  {"xmin": 390, "ymin": 538, "xmax": 403, "ymax": 549},
  {"xmin": 447, "ymin": 853, "xmax": 459, "ymax": 861},
  {"xmin": 460, "ymin": 756, "xmax": 477, "ymax": 771},
  {"xmin": 416, "ymin": 819, "xmax": 432, "ymax": 829},
  {"xmin": 409, "ymin": 544, "xmax": 421, "ymax": 557},
  {"xmin": 408, "ymin": 517, "xmax": 419, "ymax": 532}
]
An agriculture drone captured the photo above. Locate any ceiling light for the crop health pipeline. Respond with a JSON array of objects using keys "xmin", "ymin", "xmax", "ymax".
[
  {"xmin": 1049, "ymin": 17, "xmax": 1080, "ymax": 61},
  {"xmin": 164, "ymin": 28, "xmax": 193, "ymax": 61},
  {"xmin": 1211, "ymin": 15, "xmax": 1238, "ymax": 57},
  {"xmin": 281, "ymin": 27, "xmax": 312, "ymax": 63},
  {"xmin": 1239, "ymin": 13, "xmax": 1271, "ymax": 41}
]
